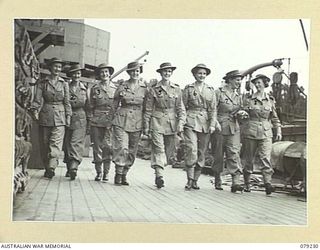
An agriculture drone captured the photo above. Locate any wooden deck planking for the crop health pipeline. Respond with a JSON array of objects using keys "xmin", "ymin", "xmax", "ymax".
[
  {"xmin": 131, "ymin": 166, "xmax": 255, "ymax": 224},
  {"xmin": 130, "ymin": 170, "xmax": 263, "ymax": 224},
  {"xmin": 136, "ymin": 184, "xmax": 218, "ymax": 223},
  {"xmin": 199, "ymin": 190, "xmax": 299, "ymax": 225},
  {"xmin": 13, "ymin": 158, "xmax": 307, "ymax": 225},
  {"xmin": 121, "ymin": 187, "xmax": 174, "ymax": 223},
  {"xmin": 98, "ymin": 182, "xmax": 148, "ymax": 222},
  {"xmin": 105, "ymin": 184, "xmax": 165, "ymax": 223},
  {"xmin": 36, "ymin": 168, "xmax": 65, "ymax": 221},
  {"xmin": 77, "ymin": 172, "xmax": 112, "ymax": 222},
  {"xmin": 76, "ymin": 176, "xmax": 111, "ymax": 222},
  {"xmin": 69, "ymin": 180, "xmax": 91, "ymax": 221},
  {"xmin": 130, "ymin": 164, "xmax": 230, "ymax": 223},
  {"xmin": 217, "ymin": 190, "xmax": 307, "ymax": 224},
  {"xmin": 134, "ymin": 178, "xmax": 230, "ymax": 224},
  {"xmin": 128, "ymin": 169, "xmax": 219, "ymax": 223},
  {"xmin": 13, "ymin": 170, "xmax": 52, "ymax": 221}
]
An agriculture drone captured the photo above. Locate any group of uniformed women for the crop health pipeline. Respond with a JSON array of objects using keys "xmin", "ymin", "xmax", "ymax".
[{"xmin": 30, "ymin": 57, "xmax": 282, "ymax": 195}]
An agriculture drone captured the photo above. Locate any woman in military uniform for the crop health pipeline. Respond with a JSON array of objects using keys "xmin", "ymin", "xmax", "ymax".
[
  {"xmin": 88, "ymin": 63, "xmax": 116, "ymax": 181},
  {"xmin": 211, "ymin": 70, "xmax": 247, "ymax": 193},
  {"xmin": 63, "ymin": 64, "xmax": 89, "ymax": 180},
  {"xmin": 182, "ymin": 64, "xmax": 216, "ymax": 190},
  {"xmin": 30, "ymin": 57, "xmax": 72, "ymax": 179},
  {"xmin": 242, "ymin": 74, "xmax": 282, "ymax": 195},
  {"xmin": 112, "ymin": 62, "xmax": 148, "ymax": 186},
  {"xmin": 144, "ymin": 62, "xmax": 186, "ymax": 189}
]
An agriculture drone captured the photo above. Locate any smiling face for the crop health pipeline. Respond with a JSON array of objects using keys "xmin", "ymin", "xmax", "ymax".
[
  {"xmin": 99, "ymin": 68, "xmax": 110, "ymax": 81},
  {"xmin": 71, "ymin": 70, "xmax": 81, "ymax": 82},
  {"xmin": 228, "ymin": 76, "xmax": 242, "ymax": 90},
  {"xmin": 253, "ymin": 78, "xmax": 265, "ymax": 92},
  {"xmin": 50, "ymin": 62, "xmax": 62, "ymax": 76},
  {"xmin": 159, "ymin": 68, "xmax": 173, "ymax": 81},
  {"xmin": 127, "ymin": 68, "xmax": 141, "ymax": 80},
  {"xmin": 194, "ymin": 68, "xmax": 207, "ymax": 83}
]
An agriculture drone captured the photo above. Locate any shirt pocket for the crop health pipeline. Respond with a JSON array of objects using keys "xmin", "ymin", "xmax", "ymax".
[
  {"xmin": 188, "ymin": 91, "xmax": 198, "ymax": 103},
  {"xmin": 70, "ymin": 112, "xmax": 84, "ymax": 128},
  {"xmin": 168, "ymin": 95, "xmax": 177, "ymax": 106},
  {"xmin": 55, "ymin": 86, "xmax": 65, "ymax": 101},
  {"xmin": 186, "ymin": 113, "xmax": 196, "ymax": 128},
  {"xmin": 244, "ymin": 123, "xmax": 257, "ymax": 137},
  {"xmin": 39, "ymin": 108, "xmax": 51, "ymax": 123},
  {"xmin": 134, "ymin": 113, "xmax": 143, "ymax": 130},
  {"xmin": 263, "ymin": 122, "xmax": 273, "ymax": 137},
  {"xmin": 112, "ymin": 111, "xmax": 126, "ymax": 127},
  {"xmin": 58, "ymin": 105, "xmax": 66, "ymax": 120}
]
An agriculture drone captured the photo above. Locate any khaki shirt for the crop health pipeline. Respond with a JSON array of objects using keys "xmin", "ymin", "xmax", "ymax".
[
  {"xmin": 31, "ymin": 76, "xmax": 72, "ymax": 127},
  {"xmin": 113, "ymin": 80, "xmax": 148, "ymax": 132},
  {"xmin": 242, "ymin": 92, "xmax": 281, "ymax": 139},
  {"xmin": 88, "ymin": 81, "xmax": 117, "ymax": 128},
  {"xmin": 215, "ymin": 87, "xmax": 242, "ymax": 135},
  {"xmin": 183, "ymin": 82, "xmax": 216, "ymax": 133},
  {"xmin": 144, "ymin": 81, "xmax": 186, "ymax": 135},
  {"xmin": 69, "ymin": 81, "xmax": 88, "ymax": 130}
]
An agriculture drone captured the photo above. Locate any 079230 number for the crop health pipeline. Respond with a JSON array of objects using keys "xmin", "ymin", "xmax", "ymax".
[{"xmin": 300, "ymin": 244, "xmax": 319, "ymax": 248}]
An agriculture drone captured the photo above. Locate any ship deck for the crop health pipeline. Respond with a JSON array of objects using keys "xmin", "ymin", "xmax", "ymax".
[{"xmin": 13, "ymin": 158, "xmax": 307, "ymax": 225}]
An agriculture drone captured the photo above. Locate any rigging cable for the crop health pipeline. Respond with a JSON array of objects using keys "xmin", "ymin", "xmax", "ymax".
[{"xmin": 299, "ymin": 19, "xmax": 309, "ymax": 51}]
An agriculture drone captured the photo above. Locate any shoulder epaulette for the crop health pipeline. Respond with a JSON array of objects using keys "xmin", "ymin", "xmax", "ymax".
[
  {"xmin": 110, "ymin": 82, "xmax": 118, "ymax": 89},
  {"xmin": 139, "ymin": 81, "xmax": 147, "ymax": 88},
  {"xmin": 79, "ymin": 82, "xmax": 87, "ymax": 90},
  {"xmin": 151, "ymin": 81, "xmax": 158, "ymax": 87},
  {"xmin": 173, "ymin": 83, "xmax": 179, "ymax": 87},
  {"xmin": 91, "ymin": 83, "xmax": 100, "ymax": 90},
  {"xmin": 185, "ymin": 83, "xmax": 195, "ymax": 89},
  {"xmin": 269, "ymin": 95, "xmax": 275, "ymax": 101},
  {"xmin": 207, "ymin": 85, "xmax": 214, "ymax": 90},
  {"xmin": 58, "ymin": 76, "xmax": 66, "ymax": 82}
]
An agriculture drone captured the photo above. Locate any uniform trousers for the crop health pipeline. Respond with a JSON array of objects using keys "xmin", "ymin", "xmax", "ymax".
[
  {"xmin": 112, "ymin": 126, "xmax": 141, "ymax": 174},
  {"xmin": 39, "ymin": 125, "xmax": 65, "ymax": 170},
  {"xmin": 211, "ymin": 131, "xmax": 242, "ymax": 175},
  {"xmin": 63, "ymin": 126, "xmax": 86, "ymax": 168},
  {"xmin": 184, "ymin": 127, "xmax": 210, "ymax": 169},
  {"xmin": 242, "ymin": 137, "xmax": 274, "ymax": 183},
  {"xmin": 150, "ymin": 130, "xmax": 175, "ymax": 177},
  {"xmin": 90, "ymin": 126, "xmax": 112, "ymax": 173}
]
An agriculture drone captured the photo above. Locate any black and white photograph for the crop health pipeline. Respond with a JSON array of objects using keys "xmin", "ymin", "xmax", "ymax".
[{"xmin": 13, "ymin": 18, "xmax": 308, "ymax": 225}]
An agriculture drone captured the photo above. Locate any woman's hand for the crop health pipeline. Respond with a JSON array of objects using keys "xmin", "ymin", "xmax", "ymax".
[
  {"xmin": 215, "ymin": 121, "xmax": 222, "ymax": 133},
  {"xmin": 177, "ymin": 123, "xmax": 184, "ymax": 133},
  {"xmin": 29, "ymin": 109, "xmax": 39, "ymax": 121},
  {"xmin": 237, "ymin": 110, "xmax": 249, "ymax": 119},
  {"xmin": 275, "ymin": 133, "xmax": 282, "ymax": 141},
  {"xmin": 143, "ymin": 128, "xmax": 150, "ymax": 136},
  {"xmin": 209, "ymin": 126, "xmax": 216, "ymax": 134},
  {"xmin": 275, "ymin": 127, "xmax": 282, "ymax": 141}
]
